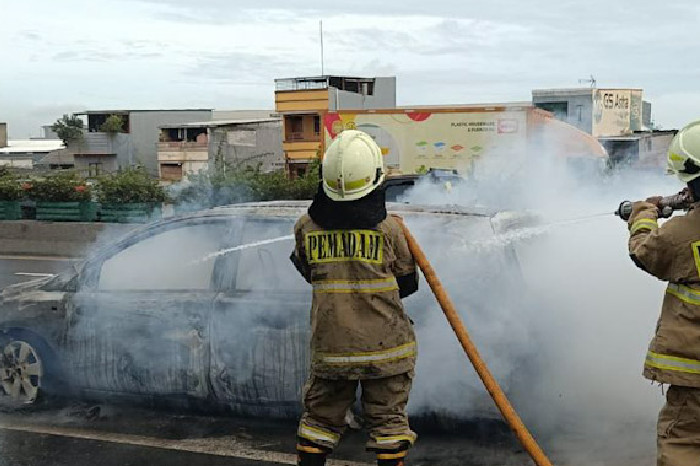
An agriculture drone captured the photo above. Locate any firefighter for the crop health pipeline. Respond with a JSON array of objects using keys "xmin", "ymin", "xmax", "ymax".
[
  {"xmin": 626, "ymin": 120, "xmax": 700, "ymax": 465},
  {"xmin": 290, "ymin": 130, "xmax": 419, "ymax": 466}
]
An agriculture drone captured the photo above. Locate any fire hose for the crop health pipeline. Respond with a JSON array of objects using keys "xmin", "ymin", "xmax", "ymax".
[{"xmin": 395, "ymin": 217, "xmax": 553, "ymax": 466}]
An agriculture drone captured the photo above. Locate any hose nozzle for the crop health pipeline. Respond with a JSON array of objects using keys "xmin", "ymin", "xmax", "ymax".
[{"xmin": 616, "ymin": 189, "xmax": 692, "ymax": 221}]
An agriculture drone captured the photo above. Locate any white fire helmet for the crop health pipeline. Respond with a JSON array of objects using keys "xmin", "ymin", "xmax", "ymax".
[
  {"xmin": 668, "ymin": 120, "xmax": 700, "ymax": 183},
  {"xmin": 322, "ymin": 130, "xmax": 385, "ymax": 201}
]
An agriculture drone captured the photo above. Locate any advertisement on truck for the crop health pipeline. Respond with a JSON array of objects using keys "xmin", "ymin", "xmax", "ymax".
[
  {"xmin": 324, "ymin": 107, "xmax": 606, "ymax": 177},
  {"xmin": 324, "ymin": 109, "xmax": 530, "ymax": 176}
]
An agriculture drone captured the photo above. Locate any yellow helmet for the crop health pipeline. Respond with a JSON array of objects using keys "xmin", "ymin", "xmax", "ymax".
[
  {"xmin": 322, "ymin": 130, "xmax": 385, "ymax": 201},
  {"xmin": 668, "ymin": 120, "xmax": 700, "ymax": 182}
]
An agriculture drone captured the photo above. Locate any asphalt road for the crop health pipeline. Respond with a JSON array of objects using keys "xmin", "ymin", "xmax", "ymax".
[
  {"xmin": 0, "ymin": 404, "xmax": 535, "ymax": 466},
  {"xmin": 0, "ymin": 402, "xmax": 656, "ymax": 466},
  {"xmin": 0, "ymin": 257, "xmax": 655, "ymax": 465},
  {"xmin": 0, "ymin": 256, "xmax": 76, "ymax": 289}
]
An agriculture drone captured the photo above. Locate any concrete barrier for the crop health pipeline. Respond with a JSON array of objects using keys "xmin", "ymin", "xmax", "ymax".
[{"xmin": 0, "ymin": 221, "xmax": 140, "ymax": 257}]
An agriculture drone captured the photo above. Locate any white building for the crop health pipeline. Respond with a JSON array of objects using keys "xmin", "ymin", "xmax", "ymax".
[{"xmin": 0, "ymin": 122, "xmax": 64, "ymax": 169}]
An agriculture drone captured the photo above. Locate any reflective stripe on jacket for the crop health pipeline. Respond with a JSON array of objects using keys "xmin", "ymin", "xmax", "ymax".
[
  {"xmin": 293, "ymin": 214, "xmax": 417, "ymax": 379},
  {"xmin": 628, "ymin": 201, "xmax": 700, "ymax": 386}
]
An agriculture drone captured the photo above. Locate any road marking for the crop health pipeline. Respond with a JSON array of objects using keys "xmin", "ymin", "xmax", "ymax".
[
  {"xmin": 0, "ymin": 255, "xmax": 77, "ymax": 262},
  {"xmin": 14, "ymin": 273, "xmax": 56, "ymax": 277},
  {"xmin": 0, "ymin": 420, "xmax": 370, "ymax": 466}
]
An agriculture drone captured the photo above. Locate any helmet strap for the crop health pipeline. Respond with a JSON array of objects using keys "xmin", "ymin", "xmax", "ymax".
[{"xmin": 374, "ymin": 167, "xmax": 383, "ymax": 185}]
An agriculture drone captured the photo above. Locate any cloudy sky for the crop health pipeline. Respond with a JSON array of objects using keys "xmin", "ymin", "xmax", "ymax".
[{"xmin": 2, "ymin": 0, "xmax": 699, "ymax": 137}]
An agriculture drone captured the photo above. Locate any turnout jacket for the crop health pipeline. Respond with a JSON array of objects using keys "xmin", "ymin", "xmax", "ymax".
[
  {"xmin": 292, "ymin": 213, "xmax": 418, "ymax": 379},
  {"xmin": 628, "ymin": 201, "xmax": 700, "ymax": 386}
]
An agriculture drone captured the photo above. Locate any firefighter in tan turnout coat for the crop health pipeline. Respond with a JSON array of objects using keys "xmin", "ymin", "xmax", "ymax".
[
  {"xmin": 627, "ymin": 120, "xmax": 700, "ymax": 466},
  {"xmin": 290, "ymin": 130, "xmax": 419, "ymax": 466}
]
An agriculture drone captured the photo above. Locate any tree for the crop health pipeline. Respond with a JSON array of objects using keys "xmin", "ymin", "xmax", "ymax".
[
  {"xmin": 99, "ymin": 114, "xmax": 124, "ymax": 134},
  {"xmin": 51, "ymin": 114, "xmax": 84, "ymax": 146}
]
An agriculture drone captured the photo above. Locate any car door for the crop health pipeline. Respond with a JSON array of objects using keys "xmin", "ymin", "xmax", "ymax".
[
  {"xmin": 210, "ymin": 216, "xmax": 311, "ymax": 417},
  {"xmin": 66, "ymin": 219, "xmax": 228, "ymax": 398}
]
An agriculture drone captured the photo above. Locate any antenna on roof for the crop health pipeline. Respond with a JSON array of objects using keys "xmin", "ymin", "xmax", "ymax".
[
  {"xmin": 578, "ymin": 75, "xmax": 597, "ymax": 88},
  {"xmin": 319, "ymin": 20, "xmax": 325, "ymax": 76}
]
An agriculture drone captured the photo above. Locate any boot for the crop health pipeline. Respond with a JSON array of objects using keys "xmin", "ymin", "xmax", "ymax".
[
  {"xmin": 377, "ymin": 450, "xmax": 407, "ymax": 466},
  {"xmin": 297, "ymin": 443, "xmax": 328, "ymax": 466}
]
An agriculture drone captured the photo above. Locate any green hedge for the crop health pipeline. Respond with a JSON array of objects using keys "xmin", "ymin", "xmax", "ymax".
[
  {"xmin": 96, "ymin": 168, "xmax": 167, "ymax": 203},
  {"xmin": 174, "ymin": 161, "xmax": 319, "ymax": 209}
]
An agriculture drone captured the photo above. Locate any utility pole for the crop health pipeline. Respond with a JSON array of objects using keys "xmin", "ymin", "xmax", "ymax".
[{"xmin": 320, "ymin": 20, "xmax": 324, "ymax": 76}]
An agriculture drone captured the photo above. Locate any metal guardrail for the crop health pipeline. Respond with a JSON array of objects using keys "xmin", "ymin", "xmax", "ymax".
[{"xmin": 157, "ymin": 142, "xmax": 208, "ymax": 150}]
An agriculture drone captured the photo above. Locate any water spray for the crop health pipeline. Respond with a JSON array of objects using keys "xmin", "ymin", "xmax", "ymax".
[
  {"xmin": 616, "ymin": 189, "xmax": 692, "ymax": 221},
  {"xmin": 462, "ymin": 212, "xmax": 613, "ymax": 252},
  {"xmin": 193, "ymin": 235, "xmax": 294, "ymax": 264}
]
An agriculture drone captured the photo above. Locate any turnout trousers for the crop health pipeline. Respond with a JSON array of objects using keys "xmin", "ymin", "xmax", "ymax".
[
  {"xmin": 658, "ymin": 386, "xmax": 700, "ymax": 466},
  {"xmin": 297, "ymin": 372, "xmax": 416, "ymax": 453}
]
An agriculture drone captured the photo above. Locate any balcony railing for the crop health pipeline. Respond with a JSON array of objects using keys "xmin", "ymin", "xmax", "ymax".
[
  {"xmin": 286, "ymin": 132, "xmax": 321, "ymax": 142},
  {"xmin": 157, "ymin": 141, "xmax": 208, "ymax": 151},
  {"xmin": 275, "ymin": 78, "xmax": 328, "ymax": 91}
]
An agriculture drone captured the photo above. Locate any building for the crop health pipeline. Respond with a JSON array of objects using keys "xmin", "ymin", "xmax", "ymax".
[
  {"xmin": 600, "ymin": 130, "xmax": 677, "ymax": 169},
  {"xmin": 40, "ymin": 125, "xmax": 59, "ymax": 139},
  {"xmin": 532, "ymin": 88, "xmax": 671, "ymax": 168},
  {"xmin": 73, "ymin": 109, "xmax": 213, "ymax": 176},
  {"xmin": 157, "ymin": 117, "xmax": 283, "ymax": 182},
  {"xmin": 0, "ymin": 123, "xmax": 7, "ymax": 148},
  {"xmin": 532, "ymin": 87, "xmax": 649, "ymax": 137},
  {"xmin": 212, "ymin": 110, "xmax": 278, "ymax": 121},
  {"xmin": 0, "ymin": 123, "xmax": 64, "ymax": 170},
  {"xmin": 0, "ymin": 139, "xmax": 65, "ymax": 170},
  {"xmin": 274, "ymin": 75, "xmax": 396, "ymax": 177}
]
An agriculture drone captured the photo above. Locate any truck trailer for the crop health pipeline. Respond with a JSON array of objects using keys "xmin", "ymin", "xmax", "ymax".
[{"xmin": 322, "ymin": 104, "xmax": 607, "ymax": 178}]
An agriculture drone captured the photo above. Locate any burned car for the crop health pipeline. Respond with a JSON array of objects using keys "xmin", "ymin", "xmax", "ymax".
[{"xmin": 0, "ymin": 202, "xmax": 529, "ymax": 418}]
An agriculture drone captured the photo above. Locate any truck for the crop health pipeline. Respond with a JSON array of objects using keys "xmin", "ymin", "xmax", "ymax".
[{"xmin": 323, "ymin": 104, "xmax": 607, "ymax": 178}]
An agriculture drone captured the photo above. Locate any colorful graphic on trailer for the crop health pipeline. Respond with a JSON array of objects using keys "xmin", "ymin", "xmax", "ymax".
[{"xmin": 324, "ymin": 111, "xmax": 528, "ymax": 175}]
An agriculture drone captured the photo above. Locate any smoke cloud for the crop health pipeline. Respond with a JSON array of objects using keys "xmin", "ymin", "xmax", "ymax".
[
  {"xmin": 1, "ymin": 131, "xmax": 682, "ymax": 465},
  {"xmin": 399, "ymin": 138, "xmax": 681, "ymax": 464}
]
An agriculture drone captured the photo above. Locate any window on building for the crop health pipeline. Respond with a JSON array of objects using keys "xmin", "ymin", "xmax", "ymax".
[
  {"xmin": 313, "ymin": 116, "xmax": 320, "ymax": 136},
  {"xmin": 576, "ymin": 105, "xmax": 583, "ymax": 122},
  {"xmin": 289, "ymin": 116, "xmax": 303, "ymax": 133},
  {"xmin": 535, "ymin": 102, "xmax": 568, "ymax": 121},
  {"xmin": 344, "ymin": 80, "xmax": 359, "ymax": 93},
  {"xmin": 160, "ymin": 163, "xmax": 183, "ymax": 181},
  {"xmin": 287, "ymin": 116, "xmax": 304, "ymax": 141},
  {"xmin": 89, "ymin": 163, "xmax": 103, "ymax": 177}
]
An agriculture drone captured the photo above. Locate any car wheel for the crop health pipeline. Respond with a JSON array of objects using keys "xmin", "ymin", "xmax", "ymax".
[{"xmin": 0, "ymin": 336, "xmax": 50, "ymax": 409}]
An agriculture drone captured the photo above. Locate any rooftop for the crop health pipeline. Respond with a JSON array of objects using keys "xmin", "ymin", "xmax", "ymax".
[
  {"xmin": 274, "ymin": 74, "xmax": 387, "ymax": 83},
  {"xmin": 159, "ymin": 117, "xmax": 281, "ymax": 129},
  {"xmin": 0, "ymin": 139, "xmax": 64, "ymax": 155},
  {"xmin": 532, "ymin": 87, "xmax": 643, "ymax": 96},
  {"xmin": 275, "ymin": 75, "xmax": 392, "ymax": 92},
  {"xmin": 396, "ymin": 102, "xmax": 533, "ymax": 110},
  {"xmin": 76, "ymin": 109, "xmax": 212, "ymax": 115}
]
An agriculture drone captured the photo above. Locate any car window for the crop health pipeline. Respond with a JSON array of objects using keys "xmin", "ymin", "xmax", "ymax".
[
  {"xmin": 98, "ymin": 223, "xmax": 227, "ymax": 291},
  {"xmin": 232, "ymin": 218, "xmax": 307, "ymax": 292}
]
